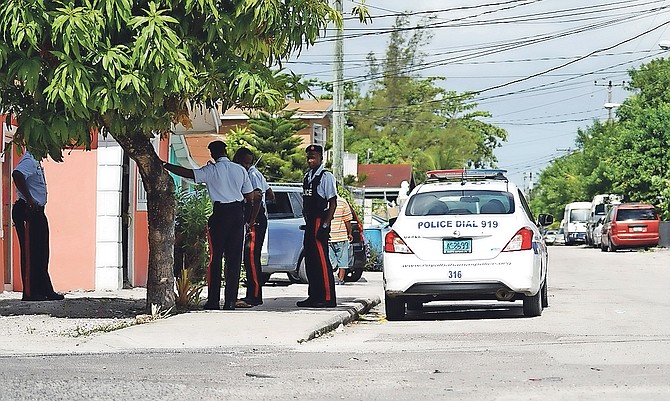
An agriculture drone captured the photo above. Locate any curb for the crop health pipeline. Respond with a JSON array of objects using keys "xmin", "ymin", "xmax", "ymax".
[{"xmin": 298, "ymin": 296, "xmax": 381, "ymax": 343}]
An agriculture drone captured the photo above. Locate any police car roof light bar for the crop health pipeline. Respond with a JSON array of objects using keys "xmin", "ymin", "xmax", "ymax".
[{"xmin": 425, "ymin": 169, "xmax": 508, "ymax": 182}]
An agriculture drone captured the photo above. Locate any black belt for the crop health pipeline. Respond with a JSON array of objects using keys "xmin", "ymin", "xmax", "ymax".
[
  {"xmin": 213, "ymin": 201, "xmax": 243, "ymax": 209},
  {"xmin": 16, "ymin": 199, "xmax": 45, "ymax": 210}
]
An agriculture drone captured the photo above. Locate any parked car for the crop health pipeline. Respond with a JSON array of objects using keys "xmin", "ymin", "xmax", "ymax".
[
  {"xmin": 591, "ymin": 218, "xmax": 605, "ymax": 248},
  {"xmin": 261, "ymin": 184, "xmax": 366, "ymax": 284},
  {"xmin": 383, "ymin": 169, "xmax": 554, "ymax": 320},
  {"xmin": 600, "ymin": 203, "xmax": 660, "ymax": 252},
  {"xmin": 551, "ymin": 227, "xmax": 565, "ymax": 246},
  {"xmin": 543, "ymin": 229, "xmax": 558, "ymax": 245}
]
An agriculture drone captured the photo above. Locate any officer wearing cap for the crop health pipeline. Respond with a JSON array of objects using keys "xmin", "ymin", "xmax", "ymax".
[
  {"xmin": 162, "ymin": 141, "xmax": 254, "ymax": 310},
  {"xmin": 297, "ymin": 144, "xmax": 338, "ymax": 308}
]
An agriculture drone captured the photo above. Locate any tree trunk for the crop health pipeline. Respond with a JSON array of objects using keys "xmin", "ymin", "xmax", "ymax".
[{"xmin": 112, "ymin": 131, "xmax": 176, "ymax": 313}]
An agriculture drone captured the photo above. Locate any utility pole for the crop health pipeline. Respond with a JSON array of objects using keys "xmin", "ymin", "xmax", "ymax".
[
  {"xmin": 332, "ymin": 0, "xmax": 344, "ymax": 182},
  {"xmin": 595, "ymin": 80, "xmax": 624, "ymax": 121}
]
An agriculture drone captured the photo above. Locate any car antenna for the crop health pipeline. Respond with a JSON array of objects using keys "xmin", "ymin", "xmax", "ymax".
[{"xmin": 254, "ymin": 154, "xmax": 263, "ymax": 166}]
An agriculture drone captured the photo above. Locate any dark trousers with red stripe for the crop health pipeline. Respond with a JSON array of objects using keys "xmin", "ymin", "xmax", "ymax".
[
  {"xmin": 243, "ymin": 211, "xmax": 267, "ymax": 303},
  {"xmin": 303, "ymin": 215, "xmax": 336, "ymax": 304},
  {"xmin": 12, "ymin": 200, "xmax": 56, "ymax": 300},
  {"xmin": 207, "ymin": 201, "xmax": 244, "ymax": 307}
]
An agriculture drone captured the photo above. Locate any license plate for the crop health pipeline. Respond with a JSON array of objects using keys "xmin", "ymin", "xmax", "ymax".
[
  {"xmin": 443, "ymin": 239, "xmax": 472, "ymax": 254},
  {"xmin": 631, "ymin": 226, "xmax": 645, "ymax": 232}
]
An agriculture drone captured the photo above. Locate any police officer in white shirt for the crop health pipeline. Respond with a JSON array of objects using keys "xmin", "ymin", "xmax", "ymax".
[
  {"xmin": 163, "ymin": 141, "xmax": 254, "ymax": 310},
  {"xmin": 298, "ymin": 144, "xmax": 338, "ymax": 308},
  {"xmin": 232, "ymin": 147, "xmax": 274, "ymax": 307},
  {"xmin": 12, "ymin": 151, "xmax": 64, "ymax": 301}
]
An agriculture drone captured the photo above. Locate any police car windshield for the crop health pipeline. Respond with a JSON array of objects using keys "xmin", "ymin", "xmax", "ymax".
[{"xmin": 405, "ymin": 190, "xmax": 514, "ymax": 216}]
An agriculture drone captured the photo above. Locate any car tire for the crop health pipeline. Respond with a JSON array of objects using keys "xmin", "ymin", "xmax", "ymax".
[
  {"xmin": 541, "ymin": 278, "xmax": 548, "ymax": 308},
  {"xmin": 260, "ymin": 273, "xmax": 272, "ymax": 285},
  {"xmin": 407, "ymin": 301, "xmax": 423, "ymax": 311},
  {"xmin": 287, "ymin": 255, "xmax": 308, "ymax": 284},
  {"xmin": 607, "ymin": 237, "xmax": 617, "ymax": 252},
  {"xmin": 287, "ymin": 272, "xmax": 301, "ymax": 283},
  {"xmin": 385, "ymin": 295, "xmax": 405, "ymax": 321},
  {"xmin": 601, "ymin": 240, "xmax": 607, "ymax": 252},
  {"xmin": 344, "ymin": 268, "xmax": 363, "ymax": 283},
  {"xmin": 523, "ymin": 290, "xmax": 542, "ymax": 317}
]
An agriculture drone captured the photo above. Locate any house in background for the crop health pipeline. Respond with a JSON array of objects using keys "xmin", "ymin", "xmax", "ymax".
[
  {"xmin": 179, "ymin": 99, "xmax": 333, "ymax": 168},
  {"xmin": 355, "ymin": 163, "xmax": 415, "ymax": 205}
]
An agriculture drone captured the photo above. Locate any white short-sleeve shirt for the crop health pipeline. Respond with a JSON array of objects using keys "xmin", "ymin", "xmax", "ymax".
[
  {"xmin": 248, "ymin": 165, "xmax": 270, "ymax": 206},
  {"xmin": 193, "ymin": 157, "xmax": 253, "ymax": 203},
  {"xmin": 13, "ymin": 151, "xmax": 48, "ymax": 206},
  {"xmin": 307, "ymin": 165, "xmax": 337, "ymax": 202}
]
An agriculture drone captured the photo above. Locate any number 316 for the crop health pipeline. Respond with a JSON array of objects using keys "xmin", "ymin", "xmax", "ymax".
[{"xmin": 448, "ymin": 270, "xmax": 462, "ymax": 279}]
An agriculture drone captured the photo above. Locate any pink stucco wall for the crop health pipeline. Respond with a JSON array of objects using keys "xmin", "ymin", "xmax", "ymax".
[{"xmin": 40, "ymin": 151, "xmax": 97, "ymax": 291}]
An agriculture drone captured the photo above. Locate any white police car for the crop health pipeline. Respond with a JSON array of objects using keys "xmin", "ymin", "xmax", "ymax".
[{"xmin": 383, "ymin": 169, "xmax": 553, "ymax": 320}]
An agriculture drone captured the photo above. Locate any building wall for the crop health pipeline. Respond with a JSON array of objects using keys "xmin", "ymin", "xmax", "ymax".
[
  {"xmin": 95, "ymin": 138, "xmax": 125, "ymax": 290},
  {"xmin": 42, "ymin": 151, "xmax": 97, "ymax": 291}
]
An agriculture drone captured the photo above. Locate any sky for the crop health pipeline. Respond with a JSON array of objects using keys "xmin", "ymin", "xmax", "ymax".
[{"xmin": 284, "ymin": 0, "xmax": 670, "ymax": 187}]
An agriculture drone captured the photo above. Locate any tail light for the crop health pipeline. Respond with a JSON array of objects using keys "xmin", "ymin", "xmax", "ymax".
[
  {"xmin": 503, "ymin": 227, "xmax": 533, "ymax": 252},
  {"xmin": 384, "ymin": 230, "xmax": 414, "ymax": 254}
]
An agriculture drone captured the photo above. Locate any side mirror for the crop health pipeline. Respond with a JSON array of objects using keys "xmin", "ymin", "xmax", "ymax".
[
  {"xmin": 389, "ymin": 217, "xmax": 397, "ymax": 227},
  {"xmin": 537, "ymin": 214, "xmax": 554, "ymax": 227}
]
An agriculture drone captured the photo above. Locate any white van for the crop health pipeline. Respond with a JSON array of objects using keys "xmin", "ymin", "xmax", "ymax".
[{"xmin": 563, "ymin": 202, "xmax": 592, "ymax": 245}]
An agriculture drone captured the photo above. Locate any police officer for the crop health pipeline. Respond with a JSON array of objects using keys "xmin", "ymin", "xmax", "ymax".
[
  {"xmin": 232, "ymin": 147, "xmax": 273, "ymax": 307},
  {"xmin": 297, "ymin": 144, "xmax": 337, "ymax": 308},
  {"xmin": 163, "ymin": 141, "xmax": 254, "ymax": 310},
  {"xmin": 12, "ymin": 150, "xmax": 64, "ymax": 301}
]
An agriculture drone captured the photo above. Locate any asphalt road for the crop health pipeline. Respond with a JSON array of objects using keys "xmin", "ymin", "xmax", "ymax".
[{"xmin": 1, "ymin": 246, "xmax": 668, "ymax": 401}]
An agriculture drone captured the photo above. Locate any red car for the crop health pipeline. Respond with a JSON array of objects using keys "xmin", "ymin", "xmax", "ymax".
[{"xmin": 601, "ymin": 203, "xmax": 660, "ymax": 252}]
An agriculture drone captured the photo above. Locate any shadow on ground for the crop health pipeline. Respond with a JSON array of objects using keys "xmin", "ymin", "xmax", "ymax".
[{"xmin": 0, "ymin": 298, "xmax": 146, "ymax": 318}]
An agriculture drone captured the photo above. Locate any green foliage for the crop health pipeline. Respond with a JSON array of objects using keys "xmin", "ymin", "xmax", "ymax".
[
  {"xmin": 344, "ymin": 16, "xmax": 506, "ymax": 182},
  {"xmin": 175, "ymin": 186, "xmax": 211, "ymax": 283},
  {"xmin": 0, "ymin": 0, "xmax": 340, "ymax": 159},
  {"xmin": 531, "ymin": 57, "xmax": 670, "ymax": 220},
  {"xmin": 364, "ymin": 243, "xmax": 383, "ymax": 272},
  {"xmin": 245, "ymin": 110, "xmax": 307, "ymax": 182},
  {"xmin": 175, "ymin": 268, "xmax": 204, "ymax": 309}
]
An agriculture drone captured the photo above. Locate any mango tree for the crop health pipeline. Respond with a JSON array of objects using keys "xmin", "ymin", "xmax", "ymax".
[{"xmin": 0, "ymin": 0, "xmax": 346, "ymax": 311}]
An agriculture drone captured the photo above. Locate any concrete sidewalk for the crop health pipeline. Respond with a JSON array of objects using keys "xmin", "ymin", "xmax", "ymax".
[{"xmin": 0, "ymin": 272, "xmax": 383, "ymax": 355}]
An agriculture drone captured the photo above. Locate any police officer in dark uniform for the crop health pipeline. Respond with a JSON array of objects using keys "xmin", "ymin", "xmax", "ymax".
[
  {"xmin": 297, "ymin": 144, "xmax": 338, "ymax": 308},
  {"xmin": 163, "ymin": 141, "xmax": 254, "ymax": 310},
  {"xmin": 232, "ymin": 147, "xmax": 272, "ymax": 307},
  {"xmin": 12, "ymin": 151, "xmax": 64, "ymax": 301}
]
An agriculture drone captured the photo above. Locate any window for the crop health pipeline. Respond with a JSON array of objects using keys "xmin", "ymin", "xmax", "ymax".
[
  {"xmin": 405, "ymin": 190, "xmax": 515, "ymax": 216},
  {"xmin": 569, "ymin": 209, "xmax": 590, "ymax": 222},
  {"xmin": 267, "ymin": 190, "xmax": 302, "ymax": 219},
  {"xmin": 616, "ymin": 208, "xmax": 658, "ymax": 221}
]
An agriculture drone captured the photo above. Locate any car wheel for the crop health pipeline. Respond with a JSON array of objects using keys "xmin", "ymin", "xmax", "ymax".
[
  {"xmin": 407, "ymin": 300, "xmax": 423, "ymax": 311},
  {"xmin": 541, "ymin": 278, "xmax": 548, "ymax": 308},
  {"xmin": 287, "ymin": 255, "xmax": 308, "ymax": 284},
  {"xmin": 607, "ymin": 236, "xmax": 617, "ymax": 252},
  {"xmin": 344, "ymin": 268, "xmax": 363, "ymax": 283},
  {"xmin": 287, "ymin": 272, "xmax": 301, "ymax": 283},
  {"xmin": 601, "ymin": 239, "xmax": 607, "ymax": 252},
  {"xmin": 385, "ymin": 295, "xmax": 405, "ymax": 321},
  {"xmin": 523, "ymin": 290, "xmax": 542, "ymax": 317},
  {"xmin": 260, "ymin": 273, "xmax": 272, "ymax": 285}
]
